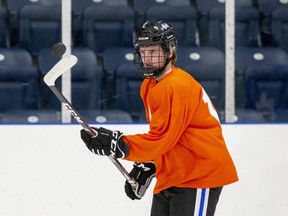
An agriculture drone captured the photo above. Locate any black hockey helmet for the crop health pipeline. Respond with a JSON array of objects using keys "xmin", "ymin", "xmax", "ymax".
[{"xmin": 134, "ymin": 20, "xmax": 177, "ymax": 78}]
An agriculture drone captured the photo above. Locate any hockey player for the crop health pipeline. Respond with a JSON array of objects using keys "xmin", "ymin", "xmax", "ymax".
[{"xmin": 81, "ymin": 20, "xmax": 238, "ymax": 216}]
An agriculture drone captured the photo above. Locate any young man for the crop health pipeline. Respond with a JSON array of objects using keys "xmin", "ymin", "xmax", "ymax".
[{"xmin": 81, "ymin": 20, "xmax": 238, "ymax": 216}]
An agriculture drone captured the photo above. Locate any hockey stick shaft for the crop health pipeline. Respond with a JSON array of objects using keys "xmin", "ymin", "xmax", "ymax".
[
  {"xmin": 43, "ymin": 55, "xmax": 136, "ymax": 187},
  {"xmin": 50, "ymin": 86, "xmax": 136, "ymax": 185}
]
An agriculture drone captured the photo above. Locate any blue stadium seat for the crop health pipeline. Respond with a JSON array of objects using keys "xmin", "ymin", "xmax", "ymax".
[
  {"xmin": 217, "ymin": 108, "xmax": 266, "ymax": 123},
  {"xmin": 0, "ymin": 48, "xmax": 39, "ymax": 112},
  {"xmin": 102, "ymin": 47, "xmax": 135, "ymax": 75},
  {"xmin": 2, "ymin": 109, "xmax": 61, "ymax": 124},
  {"xmin": 82, "ymin": 5, "xmax": 134, "ymax": 54},
  {"xmin": 195, "ymin": 0, "xmax": 224, "ymax": 45},
  {"xmin": 235, "ymin": 46, "xmax": 288, "ymax": 108},
  {"xmin": 114, "ymin": 64, "xmax": 145, "ymax": 122},
  {"xmin": 196, "ymin": 0, "xmax": 254, "ymax": 45},
  {"xmin": 71, "ymin": 0, "xmax": 129, "ymax": 46},
  {"xmin": 271, "ymin": 7, "xmax": 288, "ymax": 52},
  {"xmin": 273, "ymin": 109, "xmax": 288, "ymax": 123},
  {"xmin": 234, "ymin": 109, "xmax": 265, "ymax": 123},
  {"xmin": 102, "ymin": 47, "xmax": 136, "ymax": 111},
  {"xmin": 70, "ymin": 48, "xmax": 104, "ymax": 110},
  {"xmin": 196, "ymin": 0, "xmax": 252, "ymax": 14},
  {"xmin": 72, "ymin": 0, "xmax": 128, "ymax": 14},
  {"xmin": 7, "ymin": 0, "xmax": 61, "ymax": 47},
  {"xmin": 176, "ymin": 46, "xmax": 225, "ymax": 68},
  {"xmin": 7, "ymin": 0, "xmax": 60, "ymax": 12},
  {"xmin": 38, "ymin": 47, "xmax": 103, "ymax": 110},
  {"xmin": 257, "ymin": 1, "xmax": 288, "ymax": 47},
  {"xmin": 257, "ymin": 0, "xmax": 288, "ymax": 17},
  {"xmin": 132, "ymin": 0, "xmax": 191, "ymax": 14},
  {"xmin": 132, "ymin": 0, "xmax": 192, "ymax": 29},
  {"xmin": 145, "ymin": 6, "xmax": 198, "ymax": 46},
  {"xmin": 244, "ymin": 65, "xmax": 288, "ymax": 112},
  {"xmin": 75, "ymin": 109, "xmax": 133, "ymax": 123},
  {"xmin": 235, "ymin": 47, "xmax": 288, "ymax": 73},
  {"xmin": 208, "ymin": 6, "xmax": 260, "ymax": 51},
  {"xmin": 195, "ymin": 0, "xmax": 223, "ymax": 15},
  {"xmin": 0, "ymin": 6, "xmax": 8, "ymax": 47},
  {"xmin": 18, "ymin": 5, "xmax": 61, "ymax": 56}
]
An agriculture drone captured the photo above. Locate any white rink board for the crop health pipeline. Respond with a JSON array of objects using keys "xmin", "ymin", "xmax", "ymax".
[{"xmin": 0, "ymin": 124, "xmax": 287, "ymax": 216}]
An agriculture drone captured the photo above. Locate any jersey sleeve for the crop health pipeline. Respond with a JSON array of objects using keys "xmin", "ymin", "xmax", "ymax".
[{"xmin": 123, "ymin": 73, "xmax": 200, "ymax": 162}]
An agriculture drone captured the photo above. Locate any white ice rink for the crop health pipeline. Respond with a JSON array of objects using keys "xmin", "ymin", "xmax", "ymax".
[{"xmin": 0, "ymin": 124, "xmax": 287, "ymax": 216}]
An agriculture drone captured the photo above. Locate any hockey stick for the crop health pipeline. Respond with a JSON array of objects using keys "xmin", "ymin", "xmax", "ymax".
[{"xmin": 43, "ymin": 55, "xmax": 137, "ymax": 188}]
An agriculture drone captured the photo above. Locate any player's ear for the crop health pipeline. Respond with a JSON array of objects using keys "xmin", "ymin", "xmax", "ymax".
[{"xmin": 168, "ymin": 50, "xmax": 175, "ymax": 60}]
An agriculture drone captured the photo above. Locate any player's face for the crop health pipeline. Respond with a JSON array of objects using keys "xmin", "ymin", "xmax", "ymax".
[{"xmin": 139, "ymin": 45, "xmax": 167, "ymax": 69}]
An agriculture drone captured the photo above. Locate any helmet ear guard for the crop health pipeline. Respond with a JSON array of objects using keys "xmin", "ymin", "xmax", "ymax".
[{"xmin": 133, "ymin": 20, "xmax": 177, "ymax": 78}]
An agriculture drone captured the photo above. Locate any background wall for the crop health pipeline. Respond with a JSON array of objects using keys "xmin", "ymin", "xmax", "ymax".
[{"xmin": 0, "ymin": 124, "xmax": 287, "ymax": 216}]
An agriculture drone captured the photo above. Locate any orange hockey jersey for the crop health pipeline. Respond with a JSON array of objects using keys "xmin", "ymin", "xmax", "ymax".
[{"xmin": 123, "ymin": 66, "xmax": 238, "ymax": 194}]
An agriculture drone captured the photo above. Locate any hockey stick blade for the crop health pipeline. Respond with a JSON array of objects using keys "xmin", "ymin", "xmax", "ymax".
[{"xmin": 43, "ymin": 55, "xmax": 78, "ymax": 86}]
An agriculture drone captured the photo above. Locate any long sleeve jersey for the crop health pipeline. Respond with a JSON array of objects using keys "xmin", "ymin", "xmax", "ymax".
[{"xmin": 123, "ymin": 66, "xmax": 238, "ymax": 194}]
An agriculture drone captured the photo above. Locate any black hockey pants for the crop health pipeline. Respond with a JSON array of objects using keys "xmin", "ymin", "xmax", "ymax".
[{"xmin": 150, "ymin": 186, "xmax": 222, "ymax": 216}]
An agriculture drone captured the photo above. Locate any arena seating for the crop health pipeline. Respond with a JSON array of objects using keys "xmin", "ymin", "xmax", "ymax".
[
  {"xmin": 0, "ymin": 48, "xmax": 39, "ymax": 112},
  {"xmin": 75, "ymin": 109, "xmax": 133, "ymax": 124},
  {"xmin": 71, "ymin": 0, "xmax": 129, "ymax": 46},
  {"xmin": 2, "ymin": 109, "xmax": 61, "ymax": 124},
  {"xmin": 102, "ymin": 47, "xmax": 135, "ymax": 75},
  {"xmin": 114, "ymin": 64, "xmax": 145, "ymax": 122},
  {"xmin": 0, "ymin": 0, "xmax": 287, "ymax": 123},
  {"xmin": 7, "ymin": 0, "xmax": 61, "ymax": 51},
  {"xmin": 38, "ymin": 47, "xmax": 103, "ymax": 110},
  {"xmin": 207, "ymin": 6, "xmax": 260, "ymax": 51},
  {"xmin": 18, "ymin": 5, "xmax": 61, "ymax": 56},
  {"xmin": 81, "ymin": 5, "xmax": 134, "ymax": 54},
  {"xmin": 271, "ymin": 7, "xmax": 288, "ymax": 53},
  {"xmin": 244, "ymin": 65, "xmax": 288, "ymax": 113},
  {"xmin": 132, "ymin": 0, "xmax": 192, "ymax": 30},
  {"xmin": 0, "ymin": 6, "xmax": 8, "ymax": 47}
]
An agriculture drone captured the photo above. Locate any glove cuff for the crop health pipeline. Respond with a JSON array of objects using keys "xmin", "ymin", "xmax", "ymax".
[{"xmin": 115, "ymin": 136, "xmax": 130, "ymax": 158}]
